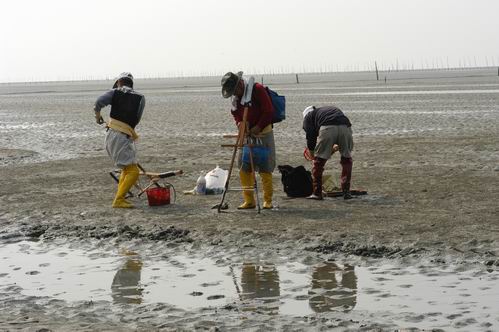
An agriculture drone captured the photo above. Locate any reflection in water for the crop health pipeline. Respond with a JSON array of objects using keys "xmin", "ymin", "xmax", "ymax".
[
  {"xmin": 240, "ymin": 263, "xmax": 280, "ymax": 313},
  {"xmin": 111, "ymin": 258, "xmax": 143, "ymax": 304},
  {"xmin": 309, "ymin": 262, "xmax": 357, "ymax": 312}
]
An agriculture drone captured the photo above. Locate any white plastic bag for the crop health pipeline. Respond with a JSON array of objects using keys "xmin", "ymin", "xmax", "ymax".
[{"xmin": 205, "ymin": 165, "xmax": 228, "ymax": 194}]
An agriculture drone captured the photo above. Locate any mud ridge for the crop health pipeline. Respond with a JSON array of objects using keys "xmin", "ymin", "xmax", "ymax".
[
  {"xmin": 306, "ymin": 240, "xmax": 426, "ymax": 259},
  {"xmin": 1, "ymin": 222, "xmax": 191, "ymax": 243}
]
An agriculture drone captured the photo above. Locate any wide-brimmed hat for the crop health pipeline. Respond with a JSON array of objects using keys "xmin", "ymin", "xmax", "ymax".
[
  {"xmin": 113, "ymin": 72, "xmax": 134, "ymax": 88},
  {"xmin": 221, "ymin": 71, "xmax": 243, "ymax": 98}
]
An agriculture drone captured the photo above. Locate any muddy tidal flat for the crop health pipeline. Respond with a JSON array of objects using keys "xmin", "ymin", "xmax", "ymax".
[{"xmin": 1, "ymin": 69, "xmax": 498, "ymax": 331}]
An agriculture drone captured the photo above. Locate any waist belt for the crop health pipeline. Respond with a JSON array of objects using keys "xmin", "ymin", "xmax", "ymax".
[{"xmin": 107, "ymin": 118, "xmax": 139, "ymax": 140}]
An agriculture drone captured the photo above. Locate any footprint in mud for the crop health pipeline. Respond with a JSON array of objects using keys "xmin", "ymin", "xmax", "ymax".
[
  {"xmin": 279, "ymin": 279, "xmax": 293, "ymax": 285},
  {"xmin": 446, "ymin": 313, "xmax": 463, "ymax": 320},
  {"xmin": 56, "ymin": 252, "xmax": 68, "ymax": 257},
  {"xmin": 404, "ymin": 314, "xmax": 426, "ymax": 323},
  {"xmin": 88, "ymin": 253, "xmax": 102, "ymax": 260},
  {"xmin": 374, "ymin": 277, "xmax": 392, "ymax": 282},
  {"xmin": 189, "ymin": 291, "xmax": 203, "ymax": 296},
  {"xmin": 363, "ymin": 288, "xmax": 381, "ymax": 294},
  {"xmin": 181, "ymin": 274, "xmax": 196, "ymax": 278},
  {"xmin": 25, "ymin": 270, "xmax": 40, "ymax": 275},
  {"xmin": 39, "ymin": 263, "xmax": 50, "ymax": 267},
  {"xmin": 397, "ymin": 284, "xmax": 413, "ymax": 288},
  {"xmin": 453, "ymin": 318, "xmax": 478, "ymax": 328},
  {"xmin": 200, "ymin": 281, "xmax": 222, "ymax": 287},
  {"xmin": 426, "ymin": 312, "xmax": 442, "ymax": 317},
  {"xmin": 13, "ymin": 267, "xmax": 21, "ymax": 271},
  {"xmin": 294, "ymin": 295, "xmax": 309, "ymax": 301},
  {"xmin": 0, "ymin": 273, "xmax": 8, "ymax": 278},
  {"xmin": 207, "ymin": 295, "xmax": 225, "ymax": 300}
]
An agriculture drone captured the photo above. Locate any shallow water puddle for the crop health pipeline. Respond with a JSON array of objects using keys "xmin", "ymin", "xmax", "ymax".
[{"xmin": 1, "ymin": 241, "xmax": 498, "ymax": 328}]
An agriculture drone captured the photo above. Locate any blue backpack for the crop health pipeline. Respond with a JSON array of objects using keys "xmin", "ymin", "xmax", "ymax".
[{"xmin": 265, "ymin": 87, "xmax": 286, "ymax": 123}]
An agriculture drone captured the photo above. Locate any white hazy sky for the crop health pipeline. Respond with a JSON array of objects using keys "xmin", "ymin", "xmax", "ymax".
[{"xmin": 1, "ymin": 0, "xmax": 498, "ymax": 82}]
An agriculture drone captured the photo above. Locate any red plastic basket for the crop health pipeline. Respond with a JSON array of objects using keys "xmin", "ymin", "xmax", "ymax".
[{"xmin": 146, "ymin": 186, "xmax": 170, "ymax": 206}]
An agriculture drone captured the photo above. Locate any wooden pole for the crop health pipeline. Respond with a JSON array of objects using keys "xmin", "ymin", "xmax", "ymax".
[
  {"xmin": 375, "ymin": 61, "xmax": 379, "ymax": 81},
  {"xmin": 218, "ymin": 107, "xmax": 248, "ymax": 213},
  {"xmin": 295, "ymin": 73, "xmax": 299, "ymax": 84}
]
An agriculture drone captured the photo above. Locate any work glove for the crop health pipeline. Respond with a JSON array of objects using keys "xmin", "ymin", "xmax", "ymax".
[
  {"xmin": 249, "ymin": 125, "xmax": 261, "ymax": 137},
  {"xmin": 95, "ymin": 111, "xmax": 104, "ymax": 125}
]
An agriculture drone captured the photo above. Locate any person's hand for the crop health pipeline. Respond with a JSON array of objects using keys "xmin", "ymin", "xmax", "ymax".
[
  {"xmin": 308, "ymin": 149, "xmax": 314, "ymax": 159},
  {"xmin": 95, "ymin": 111, "xmax": 104, "ymax": 125},
  {"xmin": 331, "ymin": 144, "xmax": 339, "ymax": 154},
  {"xmin": 304, "ymin": 148, "xmax": 314, "ymax": 161},
  {"xmin": 249, "ymin": 125, "xmax": 261, "ymax": 137}
]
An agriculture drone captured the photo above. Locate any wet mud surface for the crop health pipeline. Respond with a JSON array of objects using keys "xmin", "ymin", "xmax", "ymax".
[{"xmin": 1, "ymin": 69, "xmax": 499, "ymax": 330}]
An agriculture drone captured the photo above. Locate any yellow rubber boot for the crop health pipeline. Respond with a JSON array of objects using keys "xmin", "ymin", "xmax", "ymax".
[
  {"xmin": 260, "ymin": 172, "xmax": 273, "ymax": 209},
  {"xmin": 237, "ymin": 170, "xmax": 256, "ymax": 209},
  {"xmin": 113, "ymin": 164, "xmax": 139, "ymax": 208}
]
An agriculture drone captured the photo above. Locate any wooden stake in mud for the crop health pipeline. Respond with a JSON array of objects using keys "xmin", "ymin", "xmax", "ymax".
[
  {"xmin": 375, "ymin": 61, "xmax": 379, "ymax": 81},
  {"xmin": 218, "ymin": 108, "xmax": 247, "ymax": 213}
]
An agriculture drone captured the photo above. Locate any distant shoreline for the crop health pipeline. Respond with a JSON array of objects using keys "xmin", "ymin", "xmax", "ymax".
[{"xmin": 1, "ymin": 66, "xmax": 498, "ymax": 85}]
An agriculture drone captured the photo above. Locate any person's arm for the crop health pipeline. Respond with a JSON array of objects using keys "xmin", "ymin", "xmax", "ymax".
[
  {"xmin": 303, "ymin": 118, "xmax": 318, "ymax": 151},
  {"xmin": 93, "ymin": 90, "xmax": 114, "ymax": 124},
  {"xmin": 253, "ymin": 84, "xmax": 273, "ymax": 133},
  {"xmin": 136, "ymin": 95, "xmax": 145, "ymax": 123},
  {"xmin": 230, "ymin": 97, "xmax": 243, "ymax": 124}
]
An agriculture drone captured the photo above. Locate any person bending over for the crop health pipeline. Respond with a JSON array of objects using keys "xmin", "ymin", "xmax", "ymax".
[{"xmin": 303, "ymin": 105, "xmax": 353, "ymax": 200}]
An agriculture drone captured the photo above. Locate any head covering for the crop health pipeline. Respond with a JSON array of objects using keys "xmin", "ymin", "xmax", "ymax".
[
  {"xmin": 221, "ymin": 71, "xmax": 243, "ymax": 98},
  {"xmin": 302, "ymin": 105, "xmax": 315, "ymax": 118},
  {"xmin": 113, "ymin": 72, "xmax": 134, "ymax": 89}
]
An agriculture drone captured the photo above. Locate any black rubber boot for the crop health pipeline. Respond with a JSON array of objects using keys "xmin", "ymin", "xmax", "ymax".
[{"xmin": 340, "ymin": 157, "xmax": 353, "ymax": 200}]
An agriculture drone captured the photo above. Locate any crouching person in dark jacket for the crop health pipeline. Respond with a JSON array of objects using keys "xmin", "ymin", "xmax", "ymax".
[{"xmin": 302, "ymin": 105, "xmax": 353, "ymax": 200}]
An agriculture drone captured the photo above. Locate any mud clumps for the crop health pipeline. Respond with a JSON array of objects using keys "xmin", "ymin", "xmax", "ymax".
[
  {"xmin": 14, "ymin": 223, "xmax": 191, "ymax": 243},
  {"xmin": 90, "ymin": 224, "xmax": 191, "ymax": 242},
  {"xmin": 146, "ymin": 225, "xmax": 190, "ymax": 241},
  {"xmin": 485, "ymin": 259, "xmax": 499, "ymax": 267},
  {"xmin": 307, "ymin": 240, "xmax": 425, "ymax": 258},
  {"xmin": 23, "ymin": 224, "xmax": 49, "ymax": 238}
]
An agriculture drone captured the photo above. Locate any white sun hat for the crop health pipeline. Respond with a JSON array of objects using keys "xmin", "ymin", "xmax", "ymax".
[{"xmin": 302, "ymin": 105, "xmax": 315, "ymax": 118}]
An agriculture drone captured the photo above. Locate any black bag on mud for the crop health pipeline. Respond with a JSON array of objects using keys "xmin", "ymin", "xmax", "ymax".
[{"xmin": 277, "ymin": 165, "xmax": 313, "ymax": 197}]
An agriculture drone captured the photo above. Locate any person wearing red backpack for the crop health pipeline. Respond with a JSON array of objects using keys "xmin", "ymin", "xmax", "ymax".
[
  {"xmin": 303, "ymin": 105, "xmax": 354, "ymax": 200},
  {"xmin": 221, "ymin": 71, "xmax": 275, "ymax": 209}
]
